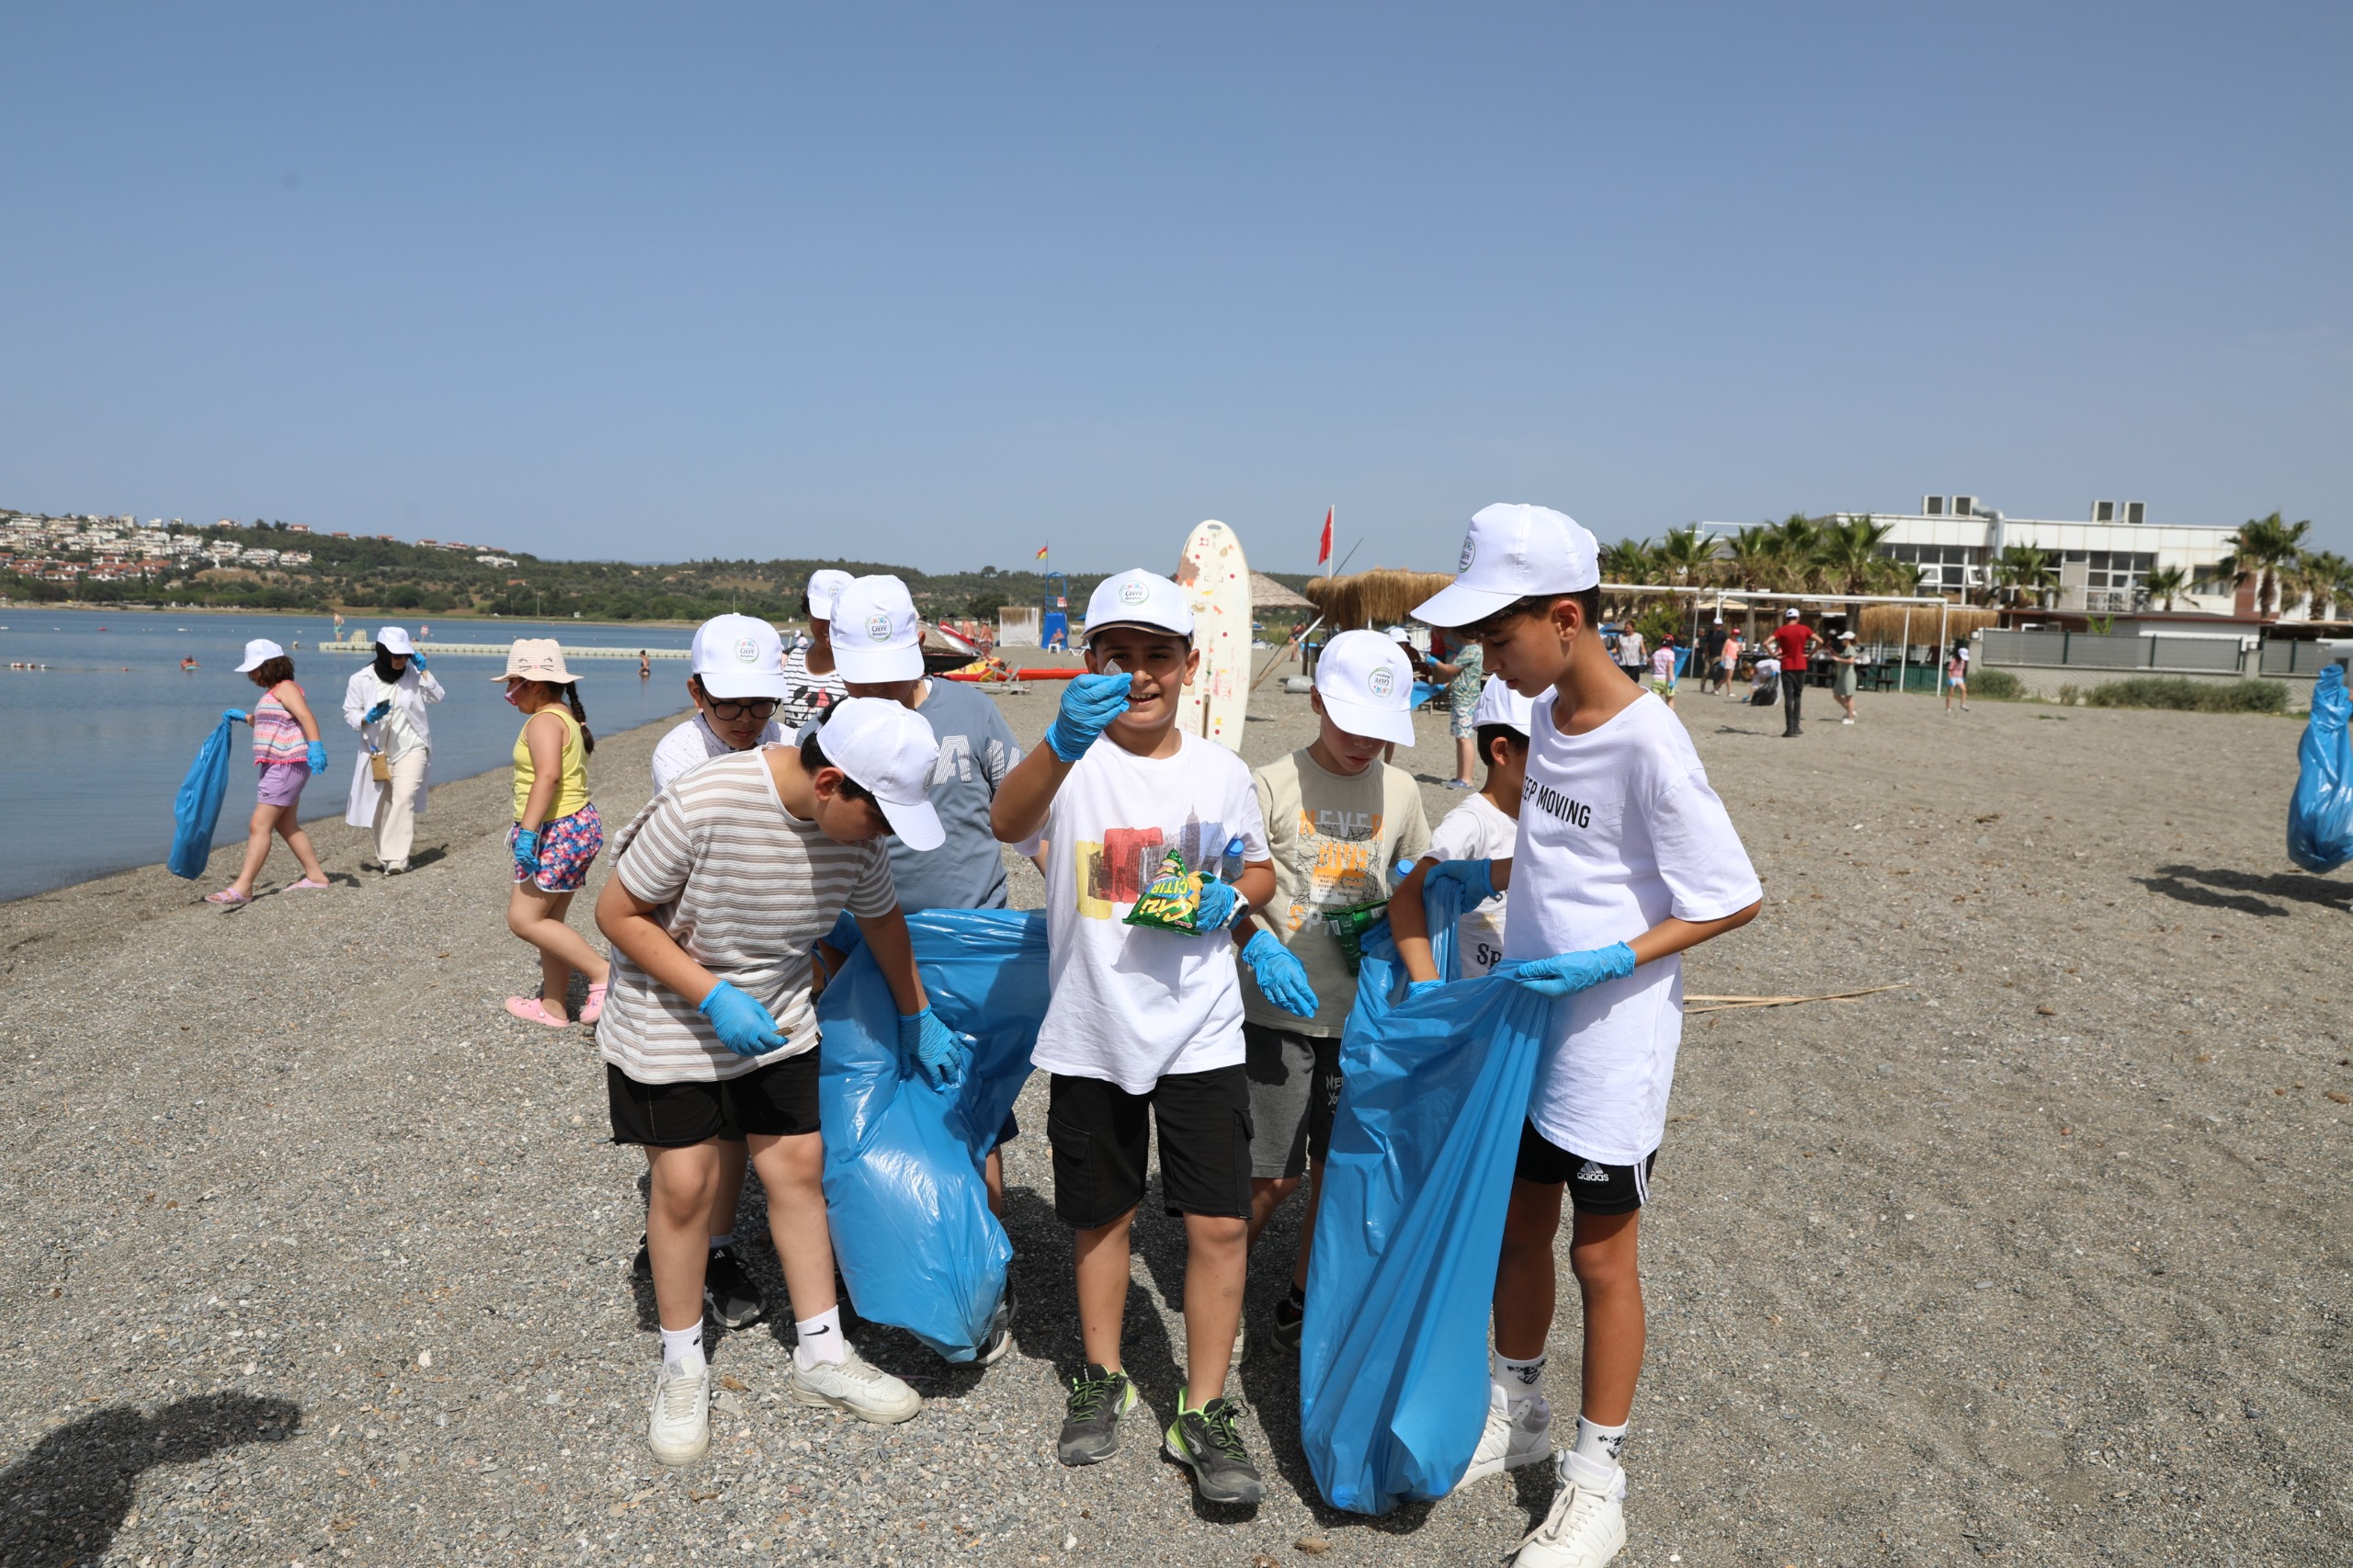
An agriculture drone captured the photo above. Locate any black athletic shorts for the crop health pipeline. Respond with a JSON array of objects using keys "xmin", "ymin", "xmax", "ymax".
[
  {"xmin": 1046, "ymin": 1065, "xmax": 1253, "ymax": 1228},
  {"xmin": 607, "ymin": 1052, "xmax": 823, "ymax": 1147},
  {"xmin": 1513, "ymin": 1120, "xmax": 1658, "ymax": 1216}
]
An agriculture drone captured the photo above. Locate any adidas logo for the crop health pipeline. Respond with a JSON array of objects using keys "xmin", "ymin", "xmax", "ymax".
[{"xmin": 1574, "ymin": 1161, "xmax": 1610, "ymax": 1183}]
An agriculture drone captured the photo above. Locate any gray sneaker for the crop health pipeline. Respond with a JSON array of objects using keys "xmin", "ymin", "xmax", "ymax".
[
  {"xmin": 788, "ymin": 1347, "xmax": 922, "ymax": 1425},
  {"xmin": 1162, "ymin": 1392, "xmax": 1263, "ymax": 1506},
  {"xmin": 1056, "ymin": 1364, "xmax": 1136, "ymax": 1466}
]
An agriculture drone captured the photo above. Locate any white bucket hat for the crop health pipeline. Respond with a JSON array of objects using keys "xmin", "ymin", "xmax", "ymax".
[
  {"xmin": 1313, "ymin": 629, "xmax": 1416, "ymax": 746},
  {"xmin": 812, "ymin": 697, "xmax": 944, "ymax": 850},
  {"xmin": 829, "ymin": 575, "xmax": 926, "ymax": 684},
  {"xmin": 494, "ymin": 638, "xmax": 575, "ymax": 684}
]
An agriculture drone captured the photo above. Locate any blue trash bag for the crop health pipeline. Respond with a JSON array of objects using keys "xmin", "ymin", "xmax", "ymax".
[
  {"xmin": 813, "ymin": 907, "xmax": 1047, "ymax": 1360},
  {"xmin": 1299, "ymin": 876, "xmax": 1555, "ymax": 1515},
  {"xmin": 2290, "ymin": 663, "xmax": 2353, "ymax": 872},
  {"xmin": 168, "ymin": 715, "xmax": 239, "ymax": 880},
  {"xmin": 1411, "ymin": 678, "xmax": 1444, "ymax": 711}
]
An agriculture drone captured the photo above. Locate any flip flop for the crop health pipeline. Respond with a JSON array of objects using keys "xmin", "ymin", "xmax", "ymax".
[
  {"xmin": 577, "ymin": 982, "xmax": 609, "ymax": 1026},
  {"xmin": 204, "ymin": 888, "xmax": 250, "ymax": 905},
  {"xmin": 504, "ymin": 996, "xmax": 571, "ymax": 1028},
  {"xmin": 286, "ymin": 878, "xmax": 333, "ymax": 892}
]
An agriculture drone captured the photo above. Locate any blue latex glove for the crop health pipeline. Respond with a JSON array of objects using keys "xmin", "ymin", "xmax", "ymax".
[
  {"xmin": 1041, "ymin": 673, "xmax": 1135, "ymax": 762},
  {"xmin": 1192, "ymin": 877, "xmax": 1244, "ymax": 932},
  {"xmin": 898, "ymin": 1007, "xmax": 969, "ymax": 1089},
  {"xmin": 305, "ymin": 740, "xmax": 329, "ymax": 774},
  {"xmin": 410, "ymin": 650, "xmax": 427, "ymax": 669},
  {"xmin": 1495, "ymin": 942, "xmax": 1637, "ymax": 999},
  {"xmin": 511, "ymin": 827, "xmax": 542, "ymax": 876},
  {"xmin": 1423, "ymin": 858, "xmax": 1498, "ymax": 906},
  {"xmin": 1242, "ymin": 929, "xmax": 1320, "ymax": 1017},
  {"xmin": 365, "ymin": 699, "xmax": 392, "ymax": 723},
  {"xmin": 222, "ymin": 708, "xmax": 248, "ymax": 723},
  {"xmin": 699, "ymin": 980, "xmax": 788, "ymax": 1058}
]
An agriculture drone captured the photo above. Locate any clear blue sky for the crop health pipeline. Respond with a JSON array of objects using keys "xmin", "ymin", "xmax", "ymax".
[{"xmin": 5, "ymin": 3, "xmax": 2346, "ymax": 574}]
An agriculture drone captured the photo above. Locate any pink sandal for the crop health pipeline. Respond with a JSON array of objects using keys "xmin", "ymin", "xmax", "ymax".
[
  {"xmin": 577, "ymin": 982, "xmax": 609, "ymax": 1026},
  {"xmin": 504, "ymin": 996, "xmax": 571, "ymax": 1027},
  {"xmin": 286, "ymin": 878, "xmax": 333, "ymax": 892},
  {"xmin": 204, "ymin": 888, "xmax": 250, "ymax": 905}
]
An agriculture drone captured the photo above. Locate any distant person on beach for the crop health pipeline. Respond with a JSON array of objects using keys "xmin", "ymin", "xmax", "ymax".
[
  {"xmin": 1769, "ymin": 608, "xmax": 1818, "ymax": 737},
  {"xmin": 1427, "ymin": 627, "xmax": 1483, "ymax": 789},
  {"xmin": 499, "ymin": 639, "xmax": 611, "ymax": 1028},
  {"xmin": 1750, "ymin": 651, "xmax": 1780, "ymax": 706},
  {"xmin": 1614, "ymin": 623, "xmax": 1645, "ymax": 686},
  {"xmin": 341, "ymin": 626, "xmax": 444, "ymax": 875},
  {"xmin": 596, "ymin": 699, "xmax": 949, "ymax": 1462},
  {"xmin": 1830, "ymin": 631, "xmax": 1861, "ymax": 724},
  {"xmin": 779, "ymin": 569, "xmax": 853, "ymax": 733},
  {"xmin": 180, "ymin": 655, "xmax": 198, "ymax": 672},
  {"xmin": 1718, "ymin": 629, "xmax": 1742, "ymax": 697},
  {"xmin": 639, "ymin": 651, "xmax": 652, "ymax": 679},
  {"xmin": 1946, "ymin": 640, "xmax": 1971, "ymax": 711},
  {"xmin": 206, "ymin": 639, "xmax": 331, "ymax": 904},
  {"xmin": 1699, "ymin": 618, "xmax": 1727, "ymax": 693},
  {"xmin": 1648, "ymin": 635, "xmax": 1678, "ymax": 709}
]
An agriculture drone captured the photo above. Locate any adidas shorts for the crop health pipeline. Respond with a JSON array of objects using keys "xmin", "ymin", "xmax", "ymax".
[{"xmin": 1513, "ymin": 1120, "xmax": 1657, "ymax": 1216}]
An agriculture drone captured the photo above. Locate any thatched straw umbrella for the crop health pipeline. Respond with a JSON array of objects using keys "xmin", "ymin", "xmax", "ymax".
[
  {"xmin": 1302, "ymin": 569, "xmax": 1457, "ymax": 630},
  {"xmin": 1858, "ymin": 603, "xmax": 1995, "ymax": 647},
  {"xmin": 1250, "ymin": 573, "xmax": 1314, "ymax": 610}
]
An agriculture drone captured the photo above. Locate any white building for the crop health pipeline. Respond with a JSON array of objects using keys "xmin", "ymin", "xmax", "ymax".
[{"xmin": 1870, "ymin": 496, "xmax": 2242, "ymax": 614}]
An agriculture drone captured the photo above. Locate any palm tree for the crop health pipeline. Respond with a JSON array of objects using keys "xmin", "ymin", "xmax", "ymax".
[
  {"xmin": 1654, "ymin": 526, "xmax": 1715, "ymax": 585},
  {"xmin": 1722, "ymin": 527, "xmax": 1778, "ymax": 592},
  {"xmin": 1991, "ymin": 545, "xmax": 2057, "ymax": 607},
  {"xmin": 2142, "ymin": 564, "xmax": 2188, "ymax": 612},
  {"xmin": 1599, "ymin": 537, "xmax": 1656, "ymax": 585},
  {"xmin": 2289, "ymin": 551, "xmax": 2352, "ymax": 622},
  {"xmin": 2227, "ymin": 511, "xmax": 2313, "ymax": 618},
  {"xmin": 1816, "ymin": 515, "xmax": 1895, "ymax": 595}
]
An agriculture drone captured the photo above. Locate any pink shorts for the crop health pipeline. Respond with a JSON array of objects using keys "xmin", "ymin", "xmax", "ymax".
[
  {"xmin": 256, "ymin": 762, "xmax": 310, "ymax": 807},
  {"xmin": 513, "ymin": 803, "xmax": 604, "ymax": 893}
]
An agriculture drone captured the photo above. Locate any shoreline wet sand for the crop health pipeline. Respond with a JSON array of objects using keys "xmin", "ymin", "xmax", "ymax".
[{"xmin": 2, "ymin": 684, "xmax": 2346, "ymax": 1565}]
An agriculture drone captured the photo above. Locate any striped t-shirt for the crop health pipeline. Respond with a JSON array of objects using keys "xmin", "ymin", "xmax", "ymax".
[
  {"xmin": 252, "ymin": 686, "xmax": 308, "ymax": 766},
  {"xmin": 596, "ymin": 747, "xmax": 897, "ymax": 1084}
]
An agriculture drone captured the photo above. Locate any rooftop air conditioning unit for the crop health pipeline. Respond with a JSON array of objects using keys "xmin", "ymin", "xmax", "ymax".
[
  {"xmin": 2092, "ymin": 500, "xmax": 2118, "ymax": 523},
  {"xmin": 2124, "ymin": 501, "xmax": 2146, "ymax": 525},
  {"xmin": 1953, "ymin": 495, "xmax": 1979, "ymax": 517},
  {"xmin": 1923, "ymin": 495, "xmax": 1947, "ymax": 517}
]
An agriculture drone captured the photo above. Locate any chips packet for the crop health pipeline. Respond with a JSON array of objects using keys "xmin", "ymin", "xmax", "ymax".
[
  {"xmin": 1324, "ymin": 899, "xmax": 1390, "ymax": 975},
  {"xmin": 1124, "ymin": 850, "xmax": 1207, "ymax": 932}
]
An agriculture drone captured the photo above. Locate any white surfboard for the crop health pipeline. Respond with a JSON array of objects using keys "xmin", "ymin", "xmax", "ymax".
[{"xmin": 1174, "ymin": 519, "xmax": 1253, "ymax": 752}]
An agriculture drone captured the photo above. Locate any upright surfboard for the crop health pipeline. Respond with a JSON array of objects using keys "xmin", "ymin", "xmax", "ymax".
[{"xmin": 1174, "ymin": 519, "xmax": 1253, "ymax": 752}]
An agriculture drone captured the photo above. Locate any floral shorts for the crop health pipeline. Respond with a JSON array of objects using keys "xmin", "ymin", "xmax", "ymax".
[{"xmin": 513, "ymin": 803, "xmax": 603, "ymax": 893}]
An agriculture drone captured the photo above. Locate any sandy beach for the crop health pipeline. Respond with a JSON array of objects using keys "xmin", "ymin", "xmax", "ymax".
[{"xmin": 2, "ymin": 678, "xmax": 2346, "ymax": 1566}]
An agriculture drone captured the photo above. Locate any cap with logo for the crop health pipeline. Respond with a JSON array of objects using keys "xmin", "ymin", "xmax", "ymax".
[
  {"xmin": 494, "ymin": 637, "xmax": 576, "ymax": 684},
  {"xmin": 375, "ymin": 626, "xmax": 416, "ymax": 655},
  {"xmin": 828, "ymin": 575, "xmax": 925, "ymax": 685},
  {"xmin": 810, "ymin": 697, "xmax": 944, "ymax": 851},
  {"xmin": 689, "ymin": 613, "xmax": 789, "ymax": 700},
  {"xmin": 1082, "ymin": 569, "xmax": 1195, "ymax": 642},
  {"xmin": 1472, "ymin": 674, "xmax": 1536, "ymax": 736},
  {"xmin": 1312, "ymin": 629, "xmax": 1417, "ymax": 746},
  {"xmin": 1411, "ymin": 504, "xmax": 1600, "ymax": 628},
  {"xmin": 807, "ymin": 569, "xmax": 856, "ymax": 620},
  {"xmin": 1784, "ymin": 608, "xmax": 1801, "ymax": 619},
  {"xmin": 234, "ymin": 638, "xmax": 287, "ymax": 673}
]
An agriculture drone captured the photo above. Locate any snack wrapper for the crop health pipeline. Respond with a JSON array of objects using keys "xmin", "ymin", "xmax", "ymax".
[
  {"xmin": 1123, "ymin": 850, "xmax": 1208, "ymax": 933},
  {"xmin": 1324, "ymin": 900, "xmax": 1389, "ymax": 976}
]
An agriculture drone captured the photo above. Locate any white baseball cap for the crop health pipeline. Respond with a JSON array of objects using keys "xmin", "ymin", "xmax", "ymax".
[
  {"xmin": 689, "ymin": 613, "xmax": 789, "ymax": 699},
  {"xmin": 829, "ymin": 575, "xmax": 925, "ymax": 684},
  {"xmin": 807, "ymin": 569, "xmax": 856, "ymax": 620},
  {"xmin": 1411, "ymin": 504, "xmax": 1600, "ymax": 628},
  {"xmin": 811, "ymin": 697, "xmax": 944, "ymax": 850},
  {"xmin": 234, "ymin": 638, "xmax": 286, "ymax": 672},
  {"xmin": 1472, "ymin": 674, "xmax": 1535, "ymax": 736},
  {"xmin": 1313, "ymin": 629, "xmax": 1416, "ymax": 747},
  {"xmin": 376, "ymin": 626, "xmax": 416, "ymax": 655},
  {"xmin": 1083, "ymin": 569, "xmax": 1194, "ymax": 642},
  {"xmin": 1784, "ymin": 608, "xmax": 1802, "ymax": 619}
]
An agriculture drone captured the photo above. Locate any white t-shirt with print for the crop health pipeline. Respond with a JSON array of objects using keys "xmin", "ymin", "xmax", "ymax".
[
  {"xmin": 1422, "ymin": 790, "xmax": 1519, "ymax": 977},
  {"xmin": 1031, "ymin": 731, "xmax": 1271, "ymax": 1095},
  {"xmin": 650, "ymin": 711, "xmax": 787, "ymax": 794},
  {"xmin": 1507, "ymin": 691, "xmax": 1761, "ymax": 1164}
]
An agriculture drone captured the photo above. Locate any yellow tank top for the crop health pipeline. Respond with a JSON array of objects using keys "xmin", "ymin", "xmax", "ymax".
[{"xmin": 512, "ymin": 705, "xmax": 591, "ymax": 822}]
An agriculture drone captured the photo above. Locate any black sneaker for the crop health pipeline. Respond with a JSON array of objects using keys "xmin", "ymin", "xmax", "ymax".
[
  {"xmin": 1162, "ymin": 1392, "xmax": 1263, "ymax": 1506},
  {"xmin": 703, "ymin": 1244, "xmax": 764, "ymax": 1330},
  {"xmin": 631, "ymin": 1234, "xmax": 651, "ymax": 1276},
  {"xmin": 1056, "ymin": 1364, "xmax": 1136, "ymax": 1466},
  {"xmin": 1270, "ymin": 1292, "xmax": 1304, "ymax": 1353}
]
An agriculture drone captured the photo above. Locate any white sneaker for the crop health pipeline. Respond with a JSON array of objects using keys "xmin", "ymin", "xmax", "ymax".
[
  {"xmin": 1233, "ymin": 1312, "xmax": 1249, "ymax": 1367},
  {"xmin": 789, "ymin": 1347, "xmax": 923, "ymax": 1424},
  {"xmin": 1461, "ymin": 1382, "xmax": 1553, "ymax": 1485},
  {"xmin": 1514, "ymin": 1454, "xmax": 1626, "ymax": 1567},
  {"xmin": 646, "ymin": 1359, "xmax": 710, "ymax": 1466}
]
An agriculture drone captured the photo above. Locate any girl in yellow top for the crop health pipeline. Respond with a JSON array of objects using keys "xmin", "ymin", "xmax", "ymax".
[{"xmin": 499, "ymin": 639, "xmax": 611, "ymax": 1028}]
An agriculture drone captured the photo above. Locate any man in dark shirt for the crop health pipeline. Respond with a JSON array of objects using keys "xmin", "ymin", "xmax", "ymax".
[
  {"xmin": 1769, "ymin": 609, "xmax": 1819, "ymax": 737},
  {"xmin": 1700, "ymin": 619, "xmax": 1729, "ymax": 693}
]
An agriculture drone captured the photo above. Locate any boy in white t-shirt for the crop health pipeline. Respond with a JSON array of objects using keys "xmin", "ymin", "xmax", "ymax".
[
  {"xmin": 1391, "ymin": 675, "xmax": 1530, "ymax": 979},
  {"xmin": 991, "ymin": 569, "xmax": 1310, "ymax": 1507},
  {"xmin": 1407, "ymin": 505, "xmax": 1763, "ymax": 1568}
]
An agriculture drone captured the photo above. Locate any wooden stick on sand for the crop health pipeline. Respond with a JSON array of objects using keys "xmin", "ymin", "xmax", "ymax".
[{"xmin": 1682, "ymin": 982, "xmax": 1908, "ymax": 1017}]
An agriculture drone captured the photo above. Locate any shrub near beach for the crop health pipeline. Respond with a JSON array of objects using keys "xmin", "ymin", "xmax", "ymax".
[{"xmin": 2083, "ymin": 676, "xmax": 2290, "ymax": 714}]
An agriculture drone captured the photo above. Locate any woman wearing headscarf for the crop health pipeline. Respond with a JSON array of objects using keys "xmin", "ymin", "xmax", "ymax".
[{"xmin": 344, "ymin": 625, "xmax": 446, "ymax": 874}]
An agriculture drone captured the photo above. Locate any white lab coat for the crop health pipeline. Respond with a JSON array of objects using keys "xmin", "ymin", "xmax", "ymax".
[{"xmin": 343, "ymin": 663, "xmax": 446, "ymax": 826}]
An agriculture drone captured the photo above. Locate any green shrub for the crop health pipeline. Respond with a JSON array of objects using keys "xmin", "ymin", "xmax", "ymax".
[
  {"xmin": 2084, "ymin": 676, "xmax": 2287, "ymax": 713},
  {"xmin": 1970, "ymin": 669, "xmax": 2024, "ymax": 700}
]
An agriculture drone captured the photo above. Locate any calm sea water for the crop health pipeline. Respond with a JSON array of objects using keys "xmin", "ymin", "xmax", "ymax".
[{"xmin": 0, "ymin": 609, "xmax": 695, "ymax": 902}]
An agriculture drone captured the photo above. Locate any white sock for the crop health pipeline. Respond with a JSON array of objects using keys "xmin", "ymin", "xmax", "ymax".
[
  {"xmin": 1493, "ymin": 1349, "xmax": 1546, "ymax": 1410},
  {"xmin": 660, "ymin": 1324, "xmax": 705, "ymax": 1375},
  {"xmin": 708, "ymin": 1232, "xmax": 734, "ymax": 1252},
  {"xmin": 793, "ymin": 1306, "xmax": 847, "ymax": 1371},
  {"xmin": 1572, "ymin": 1413, "xmax": 1628, "ymax": 1469}
]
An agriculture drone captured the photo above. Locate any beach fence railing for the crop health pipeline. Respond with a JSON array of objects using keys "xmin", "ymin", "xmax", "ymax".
[{"xmin": 319, "ymin": 637, "xmax": 688, "ymax": 659}]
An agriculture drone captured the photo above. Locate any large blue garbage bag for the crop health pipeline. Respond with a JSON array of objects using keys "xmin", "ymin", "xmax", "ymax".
[
  {"xmin": 2290, "ymin": 665, "xmax": 2353, "ymax": 872},
  {"xmin": 168, "ymin": 716, "xmax": 238, "ymax": 880},
  {"xmin": 813, "ymin": 907, "xmax": 1046, "ymax": 1359},
  {"xmin": 1299, "ymin": 877, "xmax": 1554, "ymax": 1515}
]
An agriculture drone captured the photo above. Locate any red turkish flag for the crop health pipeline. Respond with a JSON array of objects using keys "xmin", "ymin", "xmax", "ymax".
[{"xmin": 1316, "ymin": 506, "xmax": 1333, "ymax": 568}]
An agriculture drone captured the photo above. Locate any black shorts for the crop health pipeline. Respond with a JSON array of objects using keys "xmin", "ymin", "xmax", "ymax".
[
  {"xmin": 1513, "ymin": 1120, "xmax": 1657, "ymax": 1216},
  {"xmin": 607, "ymin": 1052, "xmax": 823, "ymax": 1147},
  {"xmin": 1046, "ymin": 1065, "xmax": 1253, "ymax": 1228}
]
